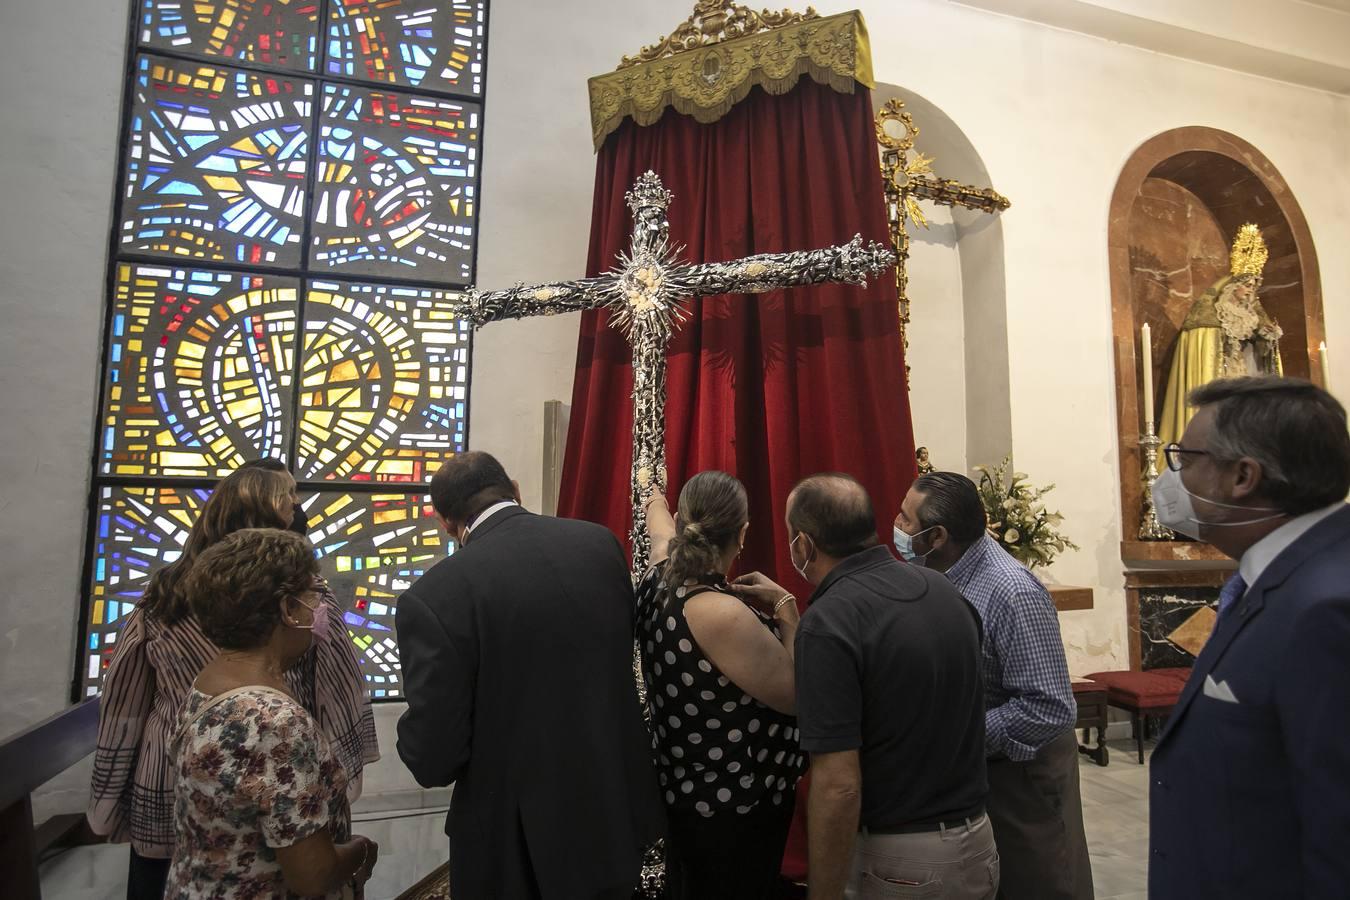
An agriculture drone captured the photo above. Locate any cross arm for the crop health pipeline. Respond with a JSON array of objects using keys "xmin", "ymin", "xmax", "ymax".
[
  {"xmin": 460, "ymin": 276, "xmax": 617, "ymax": 327},
  {"xmin": 673, "ymin": 235, "xmax": 897, "ymax": 299},
  {"xmin": 909, "ymin": 177, "xmax": 1011, "ymax": 215}
]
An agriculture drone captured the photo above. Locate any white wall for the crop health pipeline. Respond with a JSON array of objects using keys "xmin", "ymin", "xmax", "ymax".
[
  {"xmin": 0, "ymin": 0, "xmax": 128, "ymax": 739},
  {"xmin": 5, "ymin": 0, "xmax": 1350, "ymax": 812}
]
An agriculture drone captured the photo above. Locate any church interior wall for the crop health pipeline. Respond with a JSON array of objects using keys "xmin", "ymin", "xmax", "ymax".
[{"xmin": 3, "ymin": 0, "xmax": 1349, "ymax": 812}]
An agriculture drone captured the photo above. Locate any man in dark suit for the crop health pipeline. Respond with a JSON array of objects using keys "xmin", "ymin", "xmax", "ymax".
[
  {"xmin": 1149, "ymin": 376, "xmax": 1350, "ymax": 899},
  {"xmin": 396, "ymin": 451, "xmax": 664, "ymax": 900}
]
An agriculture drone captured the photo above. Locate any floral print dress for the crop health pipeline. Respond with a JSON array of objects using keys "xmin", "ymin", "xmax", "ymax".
[{"xmin": 166, "ymin": 686, "xmax": 352, "ymax": 900}]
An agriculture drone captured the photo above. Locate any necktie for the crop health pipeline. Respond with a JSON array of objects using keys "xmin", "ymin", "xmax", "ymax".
[{"xmin": 1217, "ymin": 573, "xmax": 1248, "ymax": 618}]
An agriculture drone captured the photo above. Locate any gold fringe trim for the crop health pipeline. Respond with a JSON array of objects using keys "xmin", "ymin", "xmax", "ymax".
[{"xmin": 588, "ymin": 11, "xmax": 874, "ymax": 150}]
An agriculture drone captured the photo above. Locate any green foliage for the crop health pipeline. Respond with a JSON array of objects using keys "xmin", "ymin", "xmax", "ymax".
[{"xmin": 973, "ymin": 456, "xmax": 1079, "ymax": 570}]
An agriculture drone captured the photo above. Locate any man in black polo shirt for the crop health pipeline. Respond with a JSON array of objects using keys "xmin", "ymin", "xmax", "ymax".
[{"xmin": 739, "ymin": 473, "xmax": 994, "ymax": 899}]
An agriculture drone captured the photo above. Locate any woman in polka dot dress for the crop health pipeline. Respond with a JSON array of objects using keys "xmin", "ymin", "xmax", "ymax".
[{"xmin": 637, "ymin": 471, "xmax": 807, "ymax": 900}]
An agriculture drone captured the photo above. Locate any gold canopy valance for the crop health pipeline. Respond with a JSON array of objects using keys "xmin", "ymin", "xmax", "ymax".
[{"xmin": 587, "ymin": 4, "xmax": 875, "ymax": 150}]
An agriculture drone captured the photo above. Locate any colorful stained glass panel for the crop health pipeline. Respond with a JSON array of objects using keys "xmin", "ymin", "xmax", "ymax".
[
  {"xmin": 311, "ymin": 84, "xmax": 479, "ymax": 281},
  {"xmin": 307, "ymin": 491, "xmax": 452, "ymax": 697},
  {"xmin": 83, "ymin": 485, "xmax": 211, "ymax": 695},
  {"xmin": 139, "ymin": 0, "xmax": 323, "ymax": 70},
  {"xmin": 121, "ymin": 55, "xmax": 312, "ymax": 267},
  {"xmin": 296, "ymin": 280, "xmax": 470, "ymax": 482},
  {"xmin": 101, "ymin": 264, "xmax": 298, "ymax": 477},
  {"xmin": 326, "ymin": 0, "xmax": 486, "ymax": 95}
]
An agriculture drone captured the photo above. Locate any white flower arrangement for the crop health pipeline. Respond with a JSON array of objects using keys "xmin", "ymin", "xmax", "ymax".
[{"xmin": 973, "ymin": 457, "xmax": 1079, "ymax": 570}]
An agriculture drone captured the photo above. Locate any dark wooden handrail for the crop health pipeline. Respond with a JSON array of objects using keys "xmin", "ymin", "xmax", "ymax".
[
  {"xmin": 0, "ymin": 698, "xmax": 101, "ymax": 900},
  {"xmin": 0, "ymin": 699, "xmax": 100, "ymax": 811}
]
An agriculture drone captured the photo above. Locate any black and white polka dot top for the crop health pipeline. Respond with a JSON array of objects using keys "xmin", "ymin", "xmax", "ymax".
[{"xmin": 636, "ymin": 563, "xmax": 807, "ymax": 818}]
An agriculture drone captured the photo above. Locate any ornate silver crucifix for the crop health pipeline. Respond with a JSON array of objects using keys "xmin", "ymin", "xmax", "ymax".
[{"xmin": 462, "ymin": 171, "xmax": 895, "ymax": 570}]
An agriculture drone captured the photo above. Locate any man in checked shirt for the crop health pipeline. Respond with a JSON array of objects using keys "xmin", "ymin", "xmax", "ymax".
[{"xmin": 893, "ymin": 472, "xmax": 1093, "ymax": 900}]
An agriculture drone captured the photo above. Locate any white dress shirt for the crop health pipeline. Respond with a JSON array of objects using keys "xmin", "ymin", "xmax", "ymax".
[{"xmin": 1239, "ymin": 501, "xmax": 1345, "ymax": 593}]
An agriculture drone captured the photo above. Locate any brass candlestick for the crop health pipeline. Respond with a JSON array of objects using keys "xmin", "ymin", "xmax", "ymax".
[{"xmin": 1139, "ymin": 425, "xmax": 1173, "ymax": 540}]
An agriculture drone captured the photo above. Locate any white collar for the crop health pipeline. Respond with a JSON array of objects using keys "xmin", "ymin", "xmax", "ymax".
[
  {"xmin": 1239, "ymin": 502, "xmax": 1344, "ymax": 591},
  {"xmin": 465, "ymin": 500, "xmax": 518, "ymax": 536}
]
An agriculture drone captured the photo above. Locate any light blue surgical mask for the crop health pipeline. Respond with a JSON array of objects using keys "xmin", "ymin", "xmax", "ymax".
[{"xmin": 893, "ymin": 524, "xmax": 936, "ymax": 564}]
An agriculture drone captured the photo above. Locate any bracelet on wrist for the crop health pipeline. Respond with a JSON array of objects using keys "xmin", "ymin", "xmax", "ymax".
[{"xmin": 773, "ymin": 594, "xmax": 796, "ymax": 616}]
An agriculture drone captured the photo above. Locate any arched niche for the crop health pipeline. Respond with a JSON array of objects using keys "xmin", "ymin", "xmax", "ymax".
[
  {"xmin": 1109, "ymin": 126, "xmax": 1325, "ymax": 562},
  {"xmin": 871, "ymin": 83, "xmax": 1011, "ymax": 474}
]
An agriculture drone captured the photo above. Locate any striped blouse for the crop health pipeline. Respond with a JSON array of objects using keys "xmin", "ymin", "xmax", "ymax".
[{"xmin": 87, "ymin": 580, "xmax": 379, "ymax": 858}]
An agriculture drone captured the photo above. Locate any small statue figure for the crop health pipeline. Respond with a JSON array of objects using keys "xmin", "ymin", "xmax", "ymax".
[
  {"xmin": 1159, "ymin": 224, "xmax": 1282, "ymax": 448},
  {"xmin": 915, "ymin": 446, "xmax": 934, "ymax": 475}
]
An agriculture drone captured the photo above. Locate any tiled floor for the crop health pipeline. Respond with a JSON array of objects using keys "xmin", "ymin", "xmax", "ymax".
[
  {"xmin": 1079, "ymin": 738, "xmax": 1152, "ymax": 900},
  {"xmin": 41, "ymin": 738, "xmax": 1152, "ymax": 900}
]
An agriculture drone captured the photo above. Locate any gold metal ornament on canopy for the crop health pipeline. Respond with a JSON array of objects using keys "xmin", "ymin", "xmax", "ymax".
[
  {"xmin": 875, "ymin": 98, "xmax": 1011, "ymax": 378},
  {"xmin": 588, "ymin": 2, "xmax": 875, "ymax": 149}
]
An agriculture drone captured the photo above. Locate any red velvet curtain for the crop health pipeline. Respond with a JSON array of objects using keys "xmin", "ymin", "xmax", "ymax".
[
  {"xmin": 559, "ymin": 77, "xmax": 916, "ymax": 885},
  {"xmin": 559, "ymin": 78, "xmax": 916, "ymax": 599}
]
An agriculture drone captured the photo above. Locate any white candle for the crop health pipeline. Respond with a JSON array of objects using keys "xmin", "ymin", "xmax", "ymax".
[
  {"xmin": 1141, "ymin": 322, "xmax": 1155, "ymax": 429},
  {"xmin": 1320, "ymin": 341, "xmax": 1331, "ymax": 388}
]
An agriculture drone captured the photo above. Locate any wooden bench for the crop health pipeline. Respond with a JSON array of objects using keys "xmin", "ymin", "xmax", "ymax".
[
  {"xmin": 0, "ymin": 699, "xmax": 100, "ymax": 899},
  {"xmin": 1071, "ymin": 679, "xmax": 1110, "ymax": 766},
  {"xmin": 1085, "ymin": 668, "xmax": 1192, "ymax": 764}
]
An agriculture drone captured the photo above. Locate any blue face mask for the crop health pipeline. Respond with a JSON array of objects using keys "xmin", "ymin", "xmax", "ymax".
[{"xmin": 893, "ymin": 524, "xmax": 936, "ymax": 564}]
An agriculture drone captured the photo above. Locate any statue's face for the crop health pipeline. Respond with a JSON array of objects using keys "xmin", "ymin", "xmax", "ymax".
[{"xmin": 1231, "ymin": 279, "xmax": 1258, "ymax": 303}]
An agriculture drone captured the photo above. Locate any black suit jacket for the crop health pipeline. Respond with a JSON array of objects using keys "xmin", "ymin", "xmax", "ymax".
[
  {"xmin": 396, "ymin": 507, "xmax": 664, "ymax": 900},
  {"xmin": 1149, "ymin": 505, "xmax": 1350, "ymax": 899}
]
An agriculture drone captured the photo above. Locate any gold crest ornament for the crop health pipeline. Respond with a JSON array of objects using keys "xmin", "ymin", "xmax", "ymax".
[{"xmin": 1229, "ymin": 223, "xmax": 1269, "ymax": 279}]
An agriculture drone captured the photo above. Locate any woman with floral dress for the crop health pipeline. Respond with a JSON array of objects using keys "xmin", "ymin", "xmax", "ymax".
[
  {"xmin": 637, "ymin": 471, "xmax": 806, "ymax": 900},
  {"xmin": 167, "ymin": 527, "xmax": 377, "ymax": 898},
  {"xmin": 87, "ymin": 466, "xmax": 377, "ymax": 900}
]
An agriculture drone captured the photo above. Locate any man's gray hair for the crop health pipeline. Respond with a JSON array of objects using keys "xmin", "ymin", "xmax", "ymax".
[{"xmin": 1188, "ymin": 376, "xmax": 1350, "ymax": 515}]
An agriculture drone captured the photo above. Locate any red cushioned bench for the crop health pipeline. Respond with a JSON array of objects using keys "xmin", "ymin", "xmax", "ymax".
[{"xmin": 1085, "ymin": 668, "xmax": 1192, "ymax": 764}]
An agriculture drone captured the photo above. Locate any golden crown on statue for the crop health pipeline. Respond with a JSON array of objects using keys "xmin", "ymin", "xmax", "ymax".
[{"xmin": 1229, "ymin": 223, "xmax": 1269, "ymax": 279}]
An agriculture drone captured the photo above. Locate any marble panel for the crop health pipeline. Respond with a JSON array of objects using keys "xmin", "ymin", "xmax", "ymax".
[{"xmin": 1139, "ymin": 586, "xmax": 1220, "ymax": 669}]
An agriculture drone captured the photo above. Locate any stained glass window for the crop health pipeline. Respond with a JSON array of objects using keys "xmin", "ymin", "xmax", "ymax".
[
  {"xmin": 85, "ymin": 486, "xmax": 212, "ymax": 693},
  {"xmin": 83, "ymin": 0, "xmax": 489, "ymax": 699},
  {"xmin": 298, "ymin": 280, "xmax": 471, "ymax": 482},
  {"xmin": 120, "ymin": 55, "xmax": 313, "ymax": 267},
  {"xmin": 308, "ymin": 491, "xmax": 451, "ymax": 698},
  {"xmin": 326, "ymin": 0, "xmax": 486, "ymax": 94},
  {"xmin": 100, "ymin": 264, "xmax": 298, "ymax": 477},
  {"xmin": 312, "ymin": 85, "xmax": 480, "ymax": 281},
  {"xmin": 139, "ymin": 0, "xmax": 323, "ymax": 70}
]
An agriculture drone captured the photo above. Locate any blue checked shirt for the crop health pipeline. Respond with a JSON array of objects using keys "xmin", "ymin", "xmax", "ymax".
[{"xmin": 944, "ymin": 535, "xmax": 1076, "ymax": 762}]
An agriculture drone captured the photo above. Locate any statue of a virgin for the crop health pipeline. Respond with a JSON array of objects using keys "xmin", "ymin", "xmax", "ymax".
[{"xmin": 1158, "ymin": 224, "xmax": 1283, "ymax": 448}]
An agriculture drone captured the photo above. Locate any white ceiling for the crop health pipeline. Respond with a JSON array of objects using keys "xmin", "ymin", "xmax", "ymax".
[{"xmin": 951, "ymin": 0, "xmax": 1350, "ymax": 94}]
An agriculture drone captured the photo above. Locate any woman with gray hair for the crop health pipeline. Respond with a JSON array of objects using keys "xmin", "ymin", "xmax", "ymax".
[{"xmin": 167, "ymin": 528, "xmax": 378, "ymax": 899}]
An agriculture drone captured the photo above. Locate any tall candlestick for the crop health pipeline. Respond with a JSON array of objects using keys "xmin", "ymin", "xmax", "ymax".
[
  {"xmin": 1141, "ymin": 322, "xmax": 1154, "ymax": 428},
  {"xmin": 1320, "ymin": 341, "xmax": 1331, "ymax": 388}
]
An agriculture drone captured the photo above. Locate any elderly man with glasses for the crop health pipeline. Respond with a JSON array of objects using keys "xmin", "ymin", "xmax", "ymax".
[{"xmin": 1149, "ymin": 376, "xmax": 1350, "ymax": 900}]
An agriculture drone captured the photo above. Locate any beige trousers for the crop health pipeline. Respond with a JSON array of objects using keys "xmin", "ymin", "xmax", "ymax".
[{"xmin": 845, "ymin": 813, "xmax": 1000, "ymax": 899}]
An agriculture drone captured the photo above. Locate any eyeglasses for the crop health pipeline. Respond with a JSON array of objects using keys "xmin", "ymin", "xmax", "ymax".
[{"xmin": 1163, "ymin": 443, "xmax": 1209, "ymax": 472}]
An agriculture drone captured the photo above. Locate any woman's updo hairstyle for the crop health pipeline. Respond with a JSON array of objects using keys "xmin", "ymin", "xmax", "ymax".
[{"xmin": 665, "ymin": 470, "xmax": 748, "ymax": 600}]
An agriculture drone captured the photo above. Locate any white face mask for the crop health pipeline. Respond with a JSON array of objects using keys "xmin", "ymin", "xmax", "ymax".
[
  {"xmin": 789, "ymin": 532, "xmax": 814, "ymax": 580},
  {"xmin": 1152, "ymin": 467, "xmax": 1284, "ymax": 540}
]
